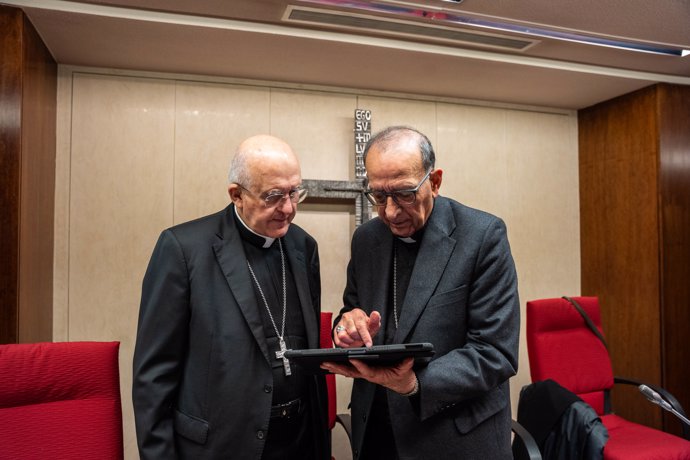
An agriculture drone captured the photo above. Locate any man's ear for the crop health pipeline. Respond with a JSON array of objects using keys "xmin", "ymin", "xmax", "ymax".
[
  {"xmin": 430, "ymin": 169, "xmax": 443, "ymax": 196},
  {"xmin": 228, "ymin": 184, "xmax": 242, "ymax": 207}
]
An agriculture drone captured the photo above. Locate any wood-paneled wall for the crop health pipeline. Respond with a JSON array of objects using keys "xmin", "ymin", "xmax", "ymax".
[
  {"xmin": 579, "ymin": 83, "xmax": 690, "ymax": 435},
  {"xmin": 657, "ymin": 84, "xmax": 690, "ymax": 433},
  {"xmin": 0, "ymin": 5, "xmax": 57, "ymax": 344},
  {"xmin": 0, "ymin": 7, "xmax": 23, "ymax": 344}
]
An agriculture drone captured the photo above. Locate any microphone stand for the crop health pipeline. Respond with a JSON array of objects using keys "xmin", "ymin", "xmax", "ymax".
[{"xmin": 639, "ymin": 384, "xmax": 690, "ymax": 427}]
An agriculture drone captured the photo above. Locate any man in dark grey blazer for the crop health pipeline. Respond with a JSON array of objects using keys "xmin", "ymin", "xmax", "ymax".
[
  {"xmin": 133, "ymin": 134, "xmax": 329, "ymax": 459},
  {"xmin": 322, "ymin": 126, "xmax": 519, "ymax": 460}
]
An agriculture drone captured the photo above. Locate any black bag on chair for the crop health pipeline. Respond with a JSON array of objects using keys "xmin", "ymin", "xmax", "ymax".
[{"xmin": 512, "ymin": 379, "xmax": 608, "ymax": 460}]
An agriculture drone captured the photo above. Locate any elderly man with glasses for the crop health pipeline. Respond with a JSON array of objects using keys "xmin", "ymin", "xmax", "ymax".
[
  {"xmin": 323, "ymin": 126, "xmax": 520, "ymax": 460},
  {"xmin": 133, "ymin": 134, "xmax": 330, "ymax": 460}
]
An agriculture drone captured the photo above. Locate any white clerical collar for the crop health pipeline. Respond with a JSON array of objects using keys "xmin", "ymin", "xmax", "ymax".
[
  {"xmin": 397, "ymin": 236, "xmax": 416, "ymax": 244},
  {"xmin": 234, "ymin": 206, "xmax": 275, "ymax": 248}
]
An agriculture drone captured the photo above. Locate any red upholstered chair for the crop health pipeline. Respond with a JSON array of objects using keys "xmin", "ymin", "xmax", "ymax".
[
  {"xmin": 526, "ymin": 296, "xmax": 690, "ymax": 459},
  {"xmin": 320, "ymin": 312, "xmax": 352, "ymax": 459},
  {"xmin": 0, "ymin": 341, "xmax": 124, "ymax": 460}
]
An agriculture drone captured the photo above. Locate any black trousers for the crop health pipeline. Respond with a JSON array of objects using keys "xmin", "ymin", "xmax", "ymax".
[
  {"xmin": 262, "ymin": 400, "xmax": 316, "ymax": 460},
  {"xmin": 361, "ymin": 386, "xmax": 399, "ymax": 460}
]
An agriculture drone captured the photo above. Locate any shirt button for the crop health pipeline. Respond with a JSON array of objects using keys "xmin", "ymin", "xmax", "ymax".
[
  {"xmin": 256, "ymin": 430, "xmax": 265, "ymax": 440},
  {"xmin": 363, "ymin": 414, "xmax": 367, "ymax": 422},
  {"xmin": 264, "ymin": 385, "xmax": 272, "ymax": 393}
]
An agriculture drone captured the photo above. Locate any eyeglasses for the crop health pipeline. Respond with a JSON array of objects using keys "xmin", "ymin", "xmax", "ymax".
[
  {"xmin": 364, "ymin": 169, "xmax": 432, "ymax": 207},
  {"xmin": 238, "ymin": 184, "xmax": 308, "ymax": 208}
]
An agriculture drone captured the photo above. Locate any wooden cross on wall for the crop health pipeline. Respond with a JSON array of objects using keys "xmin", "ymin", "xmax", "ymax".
[{"xmin": 301, "ymin": 109, "xmax": 373, "ymax": 226}]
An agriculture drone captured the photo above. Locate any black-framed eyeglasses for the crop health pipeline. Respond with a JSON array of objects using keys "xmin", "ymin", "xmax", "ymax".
[
  {"xmin": 364, "ymin": 169, "xmax": 432, "ymax": 207},
  {"xmin": 238, "ymin": 184, "xmax": 308, "ymax": 208}
]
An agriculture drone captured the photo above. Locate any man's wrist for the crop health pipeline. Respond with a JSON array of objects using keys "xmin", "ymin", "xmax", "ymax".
[{"xmin": 399, "ymin": 375, "xmax": 419, "ymax": 397}]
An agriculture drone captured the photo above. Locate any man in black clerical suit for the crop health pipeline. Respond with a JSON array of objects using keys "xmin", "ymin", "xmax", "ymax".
[
  {"xmin": 133, "ymin": 134, "xmax": 329, "ymax": 459},
  {"xmin": 323, "ymin": 126, "xmax": 520, "ymax": 460}
]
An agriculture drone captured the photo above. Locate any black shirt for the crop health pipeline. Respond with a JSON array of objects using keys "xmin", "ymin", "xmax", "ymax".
[
  {"xmin": 363, "ymin": 229, "xmax": 424, "ymax": 460},
  {"xmin": 234, "ymin": 210, "xmax": 309, "ymax": 405}
]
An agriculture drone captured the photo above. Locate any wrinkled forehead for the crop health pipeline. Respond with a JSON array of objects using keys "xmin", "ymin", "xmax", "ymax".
[
  {"xmin": 250, "ymin": 155, "xmax": 302, "ymax": 191},
  {"xmin": 366, "ymin": 143, "xmax": 424, "ymax": 184}
]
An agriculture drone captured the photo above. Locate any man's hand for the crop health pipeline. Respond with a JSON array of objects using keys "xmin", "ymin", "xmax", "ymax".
[
  {"xmin": 334, "ymin": 308, "xmax": 382, "ymax": 348},
  {"xmin": 321, "ymin": 357, "xmax": 417, "ymax": 395}
]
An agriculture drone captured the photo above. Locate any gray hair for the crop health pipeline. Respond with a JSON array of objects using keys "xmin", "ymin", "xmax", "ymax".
[
  {"xmin": 363, "ymin": 126, "xmax": 436, "ymax": 174},
  {"xmin": 227, "ymin": 149, "xmax": 253, "ymax": 189}
]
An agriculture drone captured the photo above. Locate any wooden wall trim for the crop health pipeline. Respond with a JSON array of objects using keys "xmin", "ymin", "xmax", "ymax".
[
  {"xmin": 0, "ymin": 6, "xmax": 23, "ymax": 344},
  {"xmin": 18, "ymin": 11, "xmax": 57, "ymax": 343},
  {"xmin": 0, "ymin": 5, "xmax": 56, "ymax": 344},
  {"xmin": 657, "ymin": 83, "xmax": 690, "ymax": 433}
]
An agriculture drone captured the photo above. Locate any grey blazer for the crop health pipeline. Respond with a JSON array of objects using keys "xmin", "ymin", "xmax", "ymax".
[
  {"xmin": 133, "ymin": 205, "xmax": 329, "ymax": 460},
  {"xmin": 338, "ymin": 196, "xmax": 520, "ymax": 460}
]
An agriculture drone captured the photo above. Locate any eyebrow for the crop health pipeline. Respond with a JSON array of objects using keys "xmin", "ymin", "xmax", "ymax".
[
  {"xmin": 368, "ymin": 180, "xmax": 419, "ymax": 192},
  {"xmin": 264, "ymin": 186, "xmax": 302, "ymax": 195}
]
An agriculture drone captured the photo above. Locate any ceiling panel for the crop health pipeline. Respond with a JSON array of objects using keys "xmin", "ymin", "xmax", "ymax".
[{"xmin": 7, "ymin": 0, "xmax": 690, "ymax": 109}]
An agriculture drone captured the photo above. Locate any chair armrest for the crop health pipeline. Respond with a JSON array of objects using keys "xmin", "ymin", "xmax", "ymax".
[
  {"xmin": 335, "ymin": 413, "xmax": 352, "ymax": 444},
  {"xmin": 511, "ymin": 419, "xmax": 542, "ymax": 460},
  {"xmin": 615, "ymin": 376, "xmax": 690, "ymax": 440}
]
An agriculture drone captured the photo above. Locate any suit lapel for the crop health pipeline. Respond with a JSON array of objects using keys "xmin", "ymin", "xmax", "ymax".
[
  {"xmin": 283, "ymin": 235, "xmax": 318, "ymax": 350},
  {"xmin": 213, "ymin": 207, "xmax": 271, "ymax": 364},
  {"xmin": 394, "ymin": 198, "xmax": 456, "ymax": 343}
]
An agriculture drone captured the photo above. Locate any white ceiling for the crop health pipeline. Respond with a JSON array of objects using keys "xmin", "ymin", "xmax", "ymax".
[{"xmin": 7, "ymin": 0, "xmax": 690, "ymax": 109}]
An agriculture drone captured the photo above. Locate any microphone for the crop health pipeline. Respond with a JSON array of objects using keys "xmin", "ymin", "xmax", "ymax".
[{"xmin": 639, "ymin": 384, "xmax": 690, "ymax": 427}]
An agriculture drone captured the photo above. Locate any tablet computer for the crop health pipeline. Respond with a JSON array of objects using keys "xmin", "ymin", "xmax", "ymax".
[{"xmin": 284, "ymin": 342, "xmax": 435, "ymax": 374}]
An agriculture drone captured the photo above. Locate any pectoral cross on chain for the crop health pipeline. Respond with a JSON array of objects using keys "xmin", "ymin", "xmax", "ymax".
[{"xmin": 275, "ymin": 338, "xmax": 292, "ymax": 376}]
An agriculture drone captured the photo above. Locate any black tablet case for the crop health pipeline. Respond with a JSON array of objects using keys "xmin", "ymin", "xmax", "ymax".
[{"xmin": 284, "ymin": 342, "xmax": 435, "ymax": 374}]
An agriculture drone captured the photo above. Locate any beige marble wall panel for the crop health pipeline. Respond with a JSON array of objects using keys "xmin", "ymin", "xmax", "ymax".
[
  {"xmin": 173, "ymin": 82, "xmax": 270, "ymax": 223},
  {"xmin": 68, "ymin": 72, "xmax": 176, "ymax": 460},
  {"xmin": 502, "ymin": 109, "xmax": 580, "ymax": 293},
  {"xmin": 53, "ymin": 67, "xmax": 74, "ymax": 342},
  {"xmin": 435, "ymin": 104, "xmax": 510, "ymax": 216},
  {"xmin": 269, "ymin": 88, "xmax": 356, "ymax": 181},
  {"xmin": 436, "ymin": 103, "xmax": 580, "ymax": 409}
]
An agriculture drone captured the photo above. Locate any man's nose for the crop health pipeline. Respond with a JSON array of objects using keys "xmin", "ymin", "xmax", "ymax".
[
  {"xmin": 277, "ymin": 195, "xmax": 295, "ymax": 214},
  {"xmin": 383, "ymin": 196, "xmax": 401, "ymax": 217}
]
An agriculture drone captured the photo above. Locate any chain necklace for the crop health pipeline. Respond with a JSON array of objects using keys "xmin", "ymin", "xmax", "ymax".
[
  {"xmin": 246, "ymin": 239, "xmax": 291, "ymax": 376},
  {"xmin": 393, "ymin": 246, "xmax": 399, "ymax": 329}
]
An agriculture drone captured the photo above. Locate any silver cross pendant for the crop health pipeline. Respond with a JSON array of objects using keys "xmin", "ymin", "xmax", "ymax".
[{"xmin": 275, "ymin": 338, "xmax": 292, "ymax": 376}]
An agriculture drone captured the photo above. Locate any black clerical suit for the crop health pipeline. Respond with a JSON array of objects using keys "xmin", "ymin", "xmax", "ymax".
[
  {"xmin": 133, "ymin": 204, "xmax": 329, "ymax": 460},
  {"xmin": 337, "ymin": 196, "xmax": 519, "ymax": 460}
]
